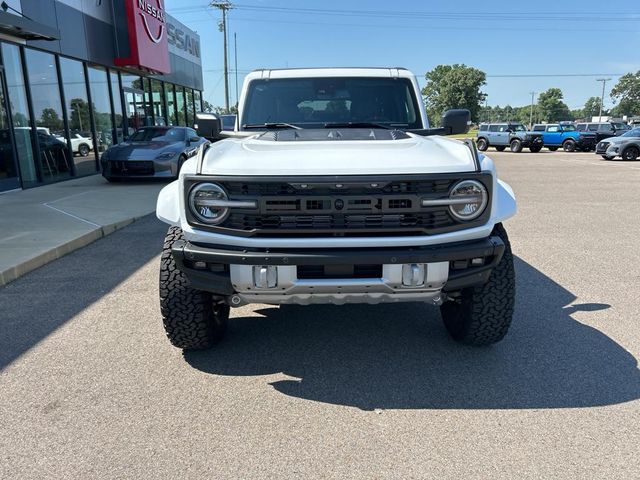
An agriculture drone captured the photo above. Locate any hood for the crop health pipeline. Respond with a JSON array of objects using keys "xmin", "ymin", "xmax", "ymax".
[
  {"xmin": 601, "ymin": 135, "xmax": 634, "ymax": 145},
  {"xmin": 107, "ymin": 140, "xmax": 180, "ymax": 159},
  {"xmin": 200, "ymin": 129, "xmax": 477, "ymax": 176}
]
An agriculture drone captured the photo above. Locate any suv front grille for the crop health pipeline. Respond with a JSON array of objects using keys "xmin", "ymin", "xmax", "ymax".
[{"xmin": 185, "ymin": 174, "xmax": 492, "ymax": 237}]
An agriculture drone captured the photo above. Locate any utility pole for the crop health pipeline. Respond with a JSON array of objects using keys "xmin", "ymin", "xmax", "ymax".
[
  {"xmin": 596, "ymin": 78, "xmax": 611, "ymax": 122},
  {"xmin": 529, "ymin": 91, "xmax": 536, "ymax": 128},
  {"xmin": 211, "ymin": 2, "xmax": 233, "ymax": 112},
  {"xmin": 234, "ymin": 32, "xmax": 239, "ymax": 109}
]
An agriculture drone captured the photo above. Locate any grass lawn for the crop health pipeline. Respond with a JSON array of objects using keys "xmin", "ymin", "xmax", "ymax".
[{"xmin": 449, "ymin": 129, "xmax": 478, "ymax": 139}]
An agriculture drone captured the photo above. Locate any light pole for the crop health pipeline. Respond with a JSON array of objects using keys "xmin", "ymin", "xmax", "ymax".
[
  {"xmin": 529, "ymin": 91, "xmax": 536, "ymax": 129},
  {"xmin": 596, "ymin": 78, "xmax": 611, "ymax": 122},
  {"xmin": 211, "ymin": 2, "xmax": 233, "ymax": 112}
]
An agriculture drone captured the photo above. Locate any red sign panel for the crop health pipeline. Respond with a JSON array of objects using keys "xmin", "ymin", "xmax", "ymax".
[{"xmin": 115, "ymin": 0, "xmax": 171, "ymax": 74}]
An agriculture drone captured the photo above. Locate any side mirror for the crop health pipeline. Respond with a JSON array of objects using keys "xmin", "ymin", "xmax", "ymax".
[
  {"xmin": 441, "ymin": 109, "xmax": 471, "ymax": 135},
  {"xmin": 194, "ymin": 112, "xmax": 222, "ymax": 140},
  {"xmin": 189, "ymin": 136, "xmax": 200, "ymax": 143}
]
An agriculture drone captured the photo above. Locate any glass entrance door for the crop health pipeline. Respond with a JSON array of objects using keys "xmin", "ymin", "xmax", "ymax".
[
  {"xmin": 123, "ymin": 88, "xmax": 145, "ymax": 137},
  {"xmin": 0, "ymin": 68, "xmax": 20, "ymax": 191}
]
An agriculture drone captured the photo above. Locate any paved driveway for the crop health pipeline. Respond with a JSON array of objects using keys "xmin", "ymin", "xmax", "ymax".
[{"xmin": 1, "ymin": 151, "xmax": 639, "ymax": 479}]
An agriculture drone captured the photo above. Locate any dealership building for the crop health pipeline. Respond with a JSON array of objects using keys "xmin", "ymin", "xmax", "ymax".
[{"xmin": 0, "ymin": 0, "xmax": 204, "ymax": 192}]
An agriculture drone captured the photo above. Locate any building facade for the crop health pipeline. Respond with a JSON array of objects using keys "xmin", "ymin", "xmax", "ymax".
[{"xmin": 0, "ymin": 0, "xmax": 203, "ymax": 192}]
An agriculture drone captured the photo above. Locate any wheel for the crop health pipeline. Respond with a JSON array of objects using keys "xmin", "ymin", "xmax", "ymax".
[
  {"xmin": 476, "ymin": 138, "xmax": 488, "ymax": 151},
  {"xmin": 440, "ymin": 223, "xmax": 515, "ymax": 346},
  {"xmin": 548, "ymin": 147, "xmax": 558, "ymax": 151},
  {"xmin": 622, "ymin": 146, "xmax": 639, "ymax": 161},
  {"xmin": 78, "ymin": 144, "xmax": 90, "ymax": 157},
  {"xmin": 601, "ymin": 155, "xmax": 615, "ymax": 160},
  {"xmin": 562, "ymin": 139, "xmax": 576, "ymax": 152},
  {"xmin": 159, "ymin": 226, "xmax": 228, "ymax": 350},
  {"xmin": 529, "ymin": 145, "xmax": 542, "ymax": 153},
  {"xmin": 176, "ymin": 154, "xmax": 186, "ymax": 177},
  {"xmin": 510, "ymin": 139, "xmax": 523, "ymax": 153}
]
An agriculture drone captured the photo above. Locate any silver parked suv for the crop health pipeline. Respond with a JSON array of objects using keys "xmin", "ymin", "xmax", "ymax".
[{"xmin": 476, "ymin": 123, "xmax": 543, "ymax": 153}]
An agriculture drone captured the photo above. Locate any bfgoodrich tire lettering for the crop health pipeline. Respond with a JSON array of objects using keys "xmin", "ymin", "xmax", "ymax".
[
  {"xmin": 159, "ymin": 226, "xmax": 229, "ymax": 350},
  {"xmin": 440, "ymin": 223, "xmax": 515, "ymax": 346}
]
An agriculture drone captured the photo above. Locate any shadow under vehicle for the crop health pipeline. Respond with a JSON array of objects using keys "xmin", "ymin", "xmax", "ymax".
[
  {"xmin": 184, "ymin": 257, "xmax": 640, "ymax": 411},
  {"xmin": 100, "ymin": 126, "xmax": 208, "ymax": 182}
]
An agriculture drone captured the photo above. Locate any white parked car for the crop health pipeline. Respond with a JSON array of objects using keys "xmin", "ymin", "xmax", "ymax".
[
  {"xmin": 54, "ymin": 133, "xmax": 93, "ymax": 156},
  {"xmin": 156, "ymin": 67, "xmax": 517, "ymax": 350}
]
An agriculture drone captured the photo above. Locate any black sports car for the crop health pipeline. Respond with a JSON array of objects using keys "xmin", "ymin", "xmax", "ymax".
[{"xmin": 101, "ymin": 126, "xmax": 208, "ymax": 181}]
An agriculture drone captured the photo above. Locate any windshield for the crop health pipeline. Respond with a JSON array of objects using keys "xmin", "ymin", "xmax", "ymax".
[
  {"xmin": 129, "ymin": 127, "xmax": 184, "ymax": 142},
  {"xmin": 241, "ymin": 77, "xmax": 422, "ymax": 129},
  {"xmin": 622, "ymin": 128, "xmax": 640, "ymax": 137}
]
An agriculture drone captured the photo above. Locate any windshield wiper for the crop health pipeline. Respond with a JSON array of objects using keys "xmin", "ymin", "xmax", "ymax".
[{"xmin": 242, "ymin": 123, "xmax": 301, "ymax": 130}]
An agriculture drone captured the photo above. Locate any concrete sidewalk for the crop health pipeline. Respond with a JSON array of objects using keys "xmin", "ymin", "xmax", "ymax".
[{"xmin": 0, "ymin": 175, "xmax": 166, "ymax": 286}]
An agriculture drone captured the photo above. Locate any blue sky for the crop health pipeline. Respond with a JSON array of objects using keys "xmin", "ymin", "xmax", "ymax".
[{"xmin": 165, "ymin": 0, "xmax": 640, "ymax": 112}]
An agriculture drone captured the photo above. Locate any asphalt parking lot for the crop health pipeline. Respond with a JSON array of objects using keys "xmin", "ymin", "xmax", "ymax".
[{"xmin": 1, "ymin": 150, "xmax": 639, "ymax": 479}]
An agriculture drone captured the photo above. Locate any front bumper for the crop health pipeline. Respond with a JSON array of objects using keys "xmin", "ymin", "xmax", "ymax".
[
  {"xmin": 101, "ymin": 158, "xmax": 179, "ymax": 179},
  {"xmin": 171, "ymin": 235, "xmax": 505, "ymax": 305},
  {"xmin": 521, "ymin": 136, "xmax": 543, "ymax": 147}
]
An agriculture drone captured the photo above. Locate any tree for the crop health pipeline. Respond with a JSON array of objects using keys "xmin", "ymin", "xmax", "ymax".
[
  {"xmin": 202, "ymin": 100, "xmax": 215, "ymax": 113},
  {"xmin": 38, "ymin": 108, "xmax": 63, "ymax": 131},
  {"xmin": 69, "ymin": 98, "xmax": 91, "ymax": 132},
  {"xmin": 610, "ymin": 71, "xmax": 640, "ymax": 117},
  {"xmin": 422, "ymin": 64, "xmax": 487, "ymax": 124},
  {"xmin": 537, "ymin": 88, "xmax": 571, "ymax": 122},
  {"xmin": 583, "ymin": 96, "xmax": 604, "ymax": 119}
]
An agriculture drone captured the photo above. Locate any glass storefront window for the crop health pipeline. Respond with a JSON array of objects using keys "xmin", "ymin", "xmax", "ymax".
[
  {"xmin": 59, "ymin": 57, "xmax": 95, "ymax": 176},
  {"xmin": 142, "ymin": 77, "xmax": 154, "ymax": 125},
  {"xmin": 25, "ymin": 48, "xmax": 71, "ymax": 183},
  {"xmin": 151, "ymin": 79, "xmax": 166, "ymax": 126},
  {"xmin": 2, "ymin": 43, "xmax": 37, "ymax": 187},
  {"xmin": 175, "ymin": 86, "xmax": 186, "ymax": 126},
  {"xmin": 185, "ymin": 88, "xmax": 194, "ymax": 127},
  {"xmin": 87, "ymin": 66, "xmax": 114, "ymax": 155},
  {"xmin": 110, "ymin": 72, "xmax": 124, "ymax": 143},
  {"xmin": 194, "ymin": 90, "xmax": 202, "ymax": 114},
  {"xmin": 165, "ymin": 83, "xmax": 177, "ymax": 125},
  {"xmin": 120, "ymin": 74, "xmax": 143, "ymax": 91}
]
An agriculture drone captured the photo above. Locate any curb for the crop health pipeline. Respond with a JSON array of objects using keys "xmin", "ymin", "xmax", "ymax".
[{"xmin": 0, "ymin": 217, "xmax": 141, "ymax": 287}]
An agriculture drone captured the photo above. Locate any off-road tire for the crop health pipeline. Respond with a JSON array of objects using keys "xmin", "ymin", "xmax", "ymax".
[
  {"xmin": 563, "ymin": 139, "xmax": 576, "ymax": 152},
  {"xmin": 510, "ymin": 139, "xmax": 523, "ymax": 153},
  {"xmin": 548, "ymin": 146, "xmax": 558, "ymax": 151},
  {"xmin": 529, "ymin": 145, "xmax": 542, "ymax": 153},
  {"xmin": 495, "ymin": 146, "xmax": 506, "ymax": 152},
  {"xmin": 476, "ymin": 138, "xmax": 488, "ymax": 151},
  {"xmin": 159, "ymin": 226, "xmax": 228, "ymax": 350},
  {"xmin": 440, "ymin": 223, "xmax": 515, "ymax": 346},
  {"xmin": 602, "ymin": 155, "xmax": 615, "ymax": 160},
  {"xmin": 622, "ymin": 146, "xmax": 639, "ymax": 161}
]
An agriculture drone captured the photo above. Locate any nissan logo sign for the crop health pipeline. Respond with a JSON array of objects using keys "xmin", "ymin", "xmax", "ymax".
[{"xmin": 137, "ymin": 0, "xmax": 166, "ymax": 44}]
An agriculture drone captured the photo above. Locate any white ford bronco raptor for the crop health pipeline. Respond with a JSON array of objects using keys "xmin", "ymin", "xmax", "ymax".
[{"xmin": 156, "ymin": 67, "xmax": 517, "ymax": 350}]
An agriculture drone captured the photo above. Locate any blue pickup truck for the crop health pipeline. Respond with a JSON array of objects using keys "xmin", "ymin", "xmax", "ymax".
[{"xmin": 531, "ymin": 123, "xmax": 596, "ymax": 152}]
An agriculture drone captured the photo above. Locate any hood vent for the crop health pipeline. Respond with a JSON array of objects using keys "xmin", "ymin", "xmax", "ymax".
[{"xmin": 257, "ymin": 128, "xmax": 410, "ymax": 142}]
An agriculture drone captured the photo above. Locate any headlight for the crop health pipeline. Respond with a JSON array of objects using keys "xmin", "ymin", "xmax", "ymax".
[
  {"xmin": 448, "ymin": 180, "xmax": 488, "ymax": 221},
  {"xmin": 189, "ymin": 183, "xmax": 230, "ymax": 224},
  {"xmin": 156, "ymin": 151, "xmax": 179, "ymax": 160}
]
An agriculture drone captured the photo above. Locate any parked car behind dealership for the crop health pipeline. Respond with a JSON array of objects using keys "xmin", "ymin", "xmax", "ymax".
[
  {"xmin": 531, "ymin": 123, "xmax": 596, "ymax": 152},
  {"xmin": 596, "ymin": 127, "xmax": 640, "ymax": 160},
  {"xmin": 100, "ymin": 126, "xmax": 208, "ymax": 182}
]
